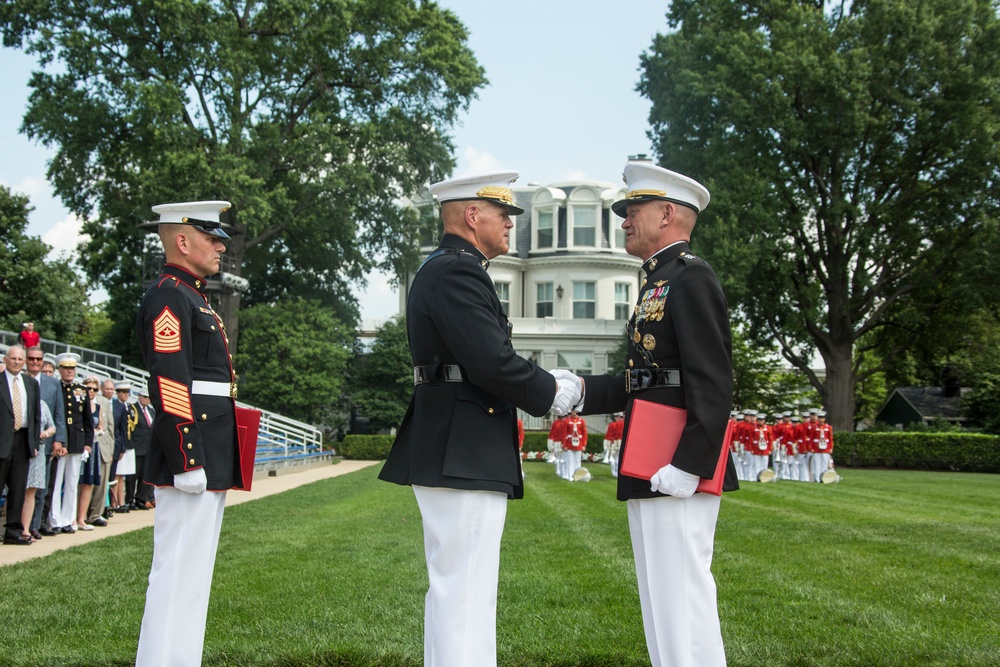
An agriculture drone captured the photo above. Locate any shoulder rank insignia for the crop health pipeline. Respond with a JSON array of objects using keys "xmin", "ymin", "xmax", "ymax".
[
  {"xmin": 680, "ymin": 252, "xmax": 697, "ymax": 260},
  {"xmin": 153, "ymin": 307, "xmax": 181, "ymax": 353}
]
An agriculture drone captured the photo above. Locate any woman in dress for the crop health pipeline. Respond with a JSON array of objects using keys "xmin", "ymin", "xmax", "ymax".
[
  {"xmin": 75, "ymin": 376, "xmax": 103, "ymax": 531},
  {"xmin": 22, "ymin": 398, "xmax": 56, "ymax": 542},
  {"xmin": 114, "ymin": 397, "xmax": 137, "ymax": 510}
]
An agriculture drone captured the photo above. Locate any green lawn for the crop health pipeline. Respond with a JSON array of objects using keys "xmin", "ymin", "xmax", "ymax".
[{"xmin": 0, "ymin": 464, "xmax": 997, "ymax": 666}]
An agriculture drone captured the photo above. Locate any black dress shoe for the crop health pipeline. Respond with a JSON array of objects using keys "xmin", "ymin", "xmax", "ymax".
[
  {"xmin": 87, "ymin": 518, "xmax": 108, "ymax": 527},
  {"xmin": 61, "ymin": 526, "xmax": 76, "ymax": 534},
  {"xmin": 29, "ymin": 529, "xmax": 43, "ymax": 540},
  {"xmin": 3, "ymin": 535, "xmax": 33, "ymax": 545},
  {"xmin": 39, "ymin": 526, "xmax": 58, "ymax": 536},
  {"xmin": 132, "ymin": 503, "xmax": 150, "ymax": 511}
]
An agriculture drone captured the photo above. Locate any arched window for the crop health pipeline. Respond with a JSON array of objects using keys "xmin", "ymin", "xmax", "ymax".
[
  {"xmin": 568, "ymin": 187, "xmax": 600, "ymax": 249},
  {"xmin": 531, "ymin": 187, "xmax": 566, "ymax": 252}
]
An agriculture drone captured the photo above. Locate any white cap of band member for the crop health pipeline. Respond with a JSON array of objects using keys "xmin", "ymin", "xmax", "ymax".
[
  {"xmin": 428, "ymin": 171, "xmax": 525, "ymax": 215},
  {"xmin": 150, "ymin": 200, "xmax": 232, "ymax": 240},
  {"xmin": 55, "ymin": 352, "xmax": 81, "ymax": 368},
  {"xmin": 612, "ymin": 160, "xmax": 710, "ymax": 217}
]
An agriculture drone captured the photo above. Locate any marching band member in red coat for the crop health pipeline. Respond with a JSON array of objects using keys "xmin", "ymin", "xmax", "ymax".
[
  {"xmin": 562, "ymin": 411, "xmax": 587, "ymax": 480},
  {"xmin": 750, "ymin": 413, "xmax": 773, "ymax": 481},
  {"xmin": 811, "ymin": 411, "xmax": 834, "ymax": 482},
  {"xmin": 548, "ymin": 416, "xmax": 567, "ymax": 477},
  {"xmin": 606, "ymin": 413, "xmax": 624, "ymax": 477}
]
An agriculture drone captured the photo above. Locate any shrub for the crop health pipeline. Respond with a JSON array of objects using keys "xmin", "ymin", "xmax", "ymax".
[
  {"xmin": 340, "ymin": 434, "xmax": 394, "ymax": 460},
  {"xmin": 836, "ymin": 432, "xmax": 1000, "ymax": 473}
]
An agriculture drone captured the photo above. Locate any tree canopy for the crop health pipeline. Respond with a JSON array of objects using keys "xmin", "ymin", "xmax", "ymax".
[
  {"xmin": 235, "ymin": 297, "xmax": 356, "ymax": 425},
  {"xmin": 640, "ymin": 0, "xmax": 1000, "ymax": 430},
  {"xmin": 348, "ymin": 316, "xmax": 412, "ymax": 432},
  {"xmin": 1, "ymin": 0, "xmax": 486, "ymax": 361},
  {"xmin": 0, "ymin": 185, "xmax": 89, "ymax": 342}
]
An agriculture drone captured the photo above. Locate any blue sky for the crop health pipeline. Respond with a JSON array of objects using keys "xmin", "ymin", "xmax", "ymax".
[{"xmin": 0, "ymin": 0, "xmax": 670, "ymax": 323}]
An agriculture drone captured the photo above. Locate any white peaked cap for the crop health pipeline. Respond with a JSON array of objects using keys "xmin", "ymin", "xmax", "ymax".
[
  {"xmin": 612, "ymin": 160, "xmax": 710, "ymax": 217},
  {"xmin": 428, "ymin": 171, "xmax": 524, "ymax": 215},
  {"xmin": 151, "ymin": 200, "xmax": 232, "ymax": 239}
]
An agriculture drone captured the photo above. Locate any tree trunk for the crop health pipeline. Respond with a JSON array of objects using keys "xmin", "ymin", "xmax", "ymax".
[{"xmin": 823, "ymin": 344, "xmax": 856, "ymax": 432}]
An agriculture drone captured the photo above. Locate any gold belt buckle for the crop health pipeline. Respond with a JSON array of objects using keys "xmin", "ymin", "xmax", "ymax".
[{"xmin": 230, "ymin": 382, "xmax": 238, "ymax": 399}]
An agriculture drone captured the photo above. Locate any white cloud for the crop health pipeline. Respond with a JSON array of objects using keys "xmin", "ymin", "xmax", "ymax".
[
  {"xmin": 458, "ymin": 146, "xmax": 502, "ymax": 176},
  {"xmin": 2, "ymin": 175, "xmax": 49, "ymax": 201},
  {"xmin": 354, "ymin": 268, "xmax": 400, "ymax": 328},
  {"xmin": 41, "ymin": 213, "xmax": 89, "ymax": 261}
]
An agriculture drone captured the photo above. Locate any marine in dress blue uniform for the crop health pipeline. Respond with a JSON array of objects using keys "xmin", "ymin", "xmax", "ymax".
[
  {"xmin": 134, "ymin": 200, "xmax": 242, "ymax": 667},
  {"xmin": 557, "ymin": 160, "xmax": 737, "ymax": 667},
  {"xmin": 379, "ymin": 171, "xmax": 577, "ymax": 667}
]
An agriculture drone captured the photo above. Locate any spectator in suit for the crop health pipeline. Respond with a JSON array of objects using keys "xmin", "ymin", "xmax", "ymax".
[
  {"xmin": 23, "ymin": 346, "xmax": 66, "ymax": 538},
  {"xmin": 2, "ymin": 345, "xmax": 41, "ymax": 545},
  {"xmin": 49, "ymin": 353, "xmax": 94, "ymax": 534},
  {"xmin": 85, "ymin": 378, "xmax": 117, "ymax": 526},
  {"xmin": 127, "ymin": 390, "xmax": 155, "ymax": 510}
]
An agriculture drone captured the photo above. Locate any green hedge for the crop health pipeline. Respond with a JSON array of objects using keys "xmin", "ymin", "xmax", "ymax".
[
  {"xmin": 836, "ymin": 432, "xmax": 1000, "ymax": 473},
  {"xmin": 522, "ymin": 431, "xmax": 605, "ymax": 454},
  {"xmin": 340, "ymin": 431, "xmax": 607, "ymax": 460},
  {"xmin": 339, "ymin": 434, "xmax": 395, "ymax": 460}
]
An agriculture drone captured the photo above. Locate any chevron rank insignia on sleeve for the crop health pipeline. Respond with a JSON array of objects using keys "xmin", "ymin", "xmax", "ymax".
[
  {"xmin": 153, "ymin": 307, "xmax": 181, "ymax": 353},
  {"xmin": 157, "ymin": 376, "xmax": 193, "ymax": 420}
]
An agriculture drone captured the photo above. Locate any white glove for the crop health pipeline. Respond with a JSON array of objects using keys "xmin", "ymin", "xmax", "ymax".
[
  {"xmin": 550, "ymin": 369, "xmax": 584, "ymax": 413},
  {"xmin": 650, "ymin": 464, "xmax": 700, "ymax": 498},
  {"xmin": 80, "ymin": 450, "xmax": 90, "ymax": 463},
  {"xmin": 551, "ymin": 378, "xmax": 582, "ymax": 416},
  {"xmin": 173, "ymin": 468, "xmax": 208, "ymax": 494}
]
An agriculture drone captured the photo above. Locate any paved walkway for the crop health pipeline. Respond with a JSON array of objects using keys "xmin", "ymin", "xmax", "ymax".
[{"xmin": 0, "ymin": 460, "xmax": 379, "ymax": 568}]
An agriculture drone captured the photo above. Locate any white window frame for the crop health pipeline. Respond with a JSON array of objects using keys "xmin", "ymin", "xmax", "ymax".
[{"xmin": 572, "ymin": 281, "xmax": 596, "ymax": 319}]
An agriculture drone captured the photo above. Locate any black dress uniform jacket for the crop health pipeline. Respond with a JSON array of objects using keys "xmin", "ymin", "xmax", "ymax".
[
  {"xmin": 136, "ymin": 264, "xmax": 242, "ymax": 491},
  {"xmin": 379, "ymin": 234, "xmax": 556, "ymax": 499},
  {"xmin": 61, "ymin": 381, "xmax": 94, "ymax": 454},
  {"xmin": 582, "ymin": 242, "xmax": 739, "ymax": 501}
]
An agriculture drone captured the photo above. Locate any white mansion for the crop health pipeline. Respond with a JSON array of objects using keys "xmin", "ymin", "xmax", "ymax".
[{"xmin": 399, "ymin": 177, "xmax": 644, "ymax": 432}]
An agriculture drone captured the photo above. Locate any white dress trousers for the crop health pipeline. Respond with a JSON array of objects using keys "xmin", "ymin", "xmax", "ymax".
[
  {"xmin": 49, "ymin": 453, "xmax": 82, "ymax": 528},
  {"xmin": 412, "ymin": 485, "xmax": 508, "ymax": 667},
  {"xmin": 628, "ymin": 494, "xmax": 727, "ymax": 667},
  {"xmin": 136, "ymin": 486, "xmax": 226, "ymax": 667}
]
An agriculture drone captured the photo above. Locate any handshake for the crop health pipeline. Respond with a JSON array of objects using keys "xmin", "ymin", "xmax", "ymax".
[{"xmin": 550, "ymin": 369, "xmax": 584, "ymax": 416}]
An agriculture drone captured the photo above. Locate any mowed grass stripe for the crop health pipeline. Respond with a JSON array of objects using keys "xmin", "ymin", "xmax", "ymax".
[{"xmin": 0, "ymin": 464, "xmax": 996, "ymax": 666}]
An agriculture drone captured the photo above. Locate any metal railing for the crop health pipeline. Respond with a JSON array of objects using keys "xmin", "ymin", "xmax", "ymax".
[
  {"xmin": 1, "ymin": 330, "xmax": 122, "ymax": 369},
  {"xmin": 3, "ymin": 332, "xmax": 325, "ymax": 461},
  {"xmin": 74, "ymin": 361, "xmax": 325, "ymax": 461}
]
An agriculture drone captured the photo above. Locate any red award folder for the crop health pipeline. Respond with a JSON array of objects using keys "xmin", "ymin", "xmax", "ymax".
[
  {"xmin": 235, "ymin": 407, "xmax": 261, "ymax": 491},
  {"xmin": 620, "ymin": 399, "xmax": 733, "ymax": 496}
]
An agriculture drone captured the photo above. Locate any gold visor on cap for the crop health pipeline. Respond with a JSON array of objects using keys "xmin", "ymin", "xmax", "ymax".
[
  {"xmin": 476, "ymin": 186, "xmax": 515, "ymax": 206},
  {"xmin": 627, "ymin": 189, "xmax": 668, "ymax": 199}
]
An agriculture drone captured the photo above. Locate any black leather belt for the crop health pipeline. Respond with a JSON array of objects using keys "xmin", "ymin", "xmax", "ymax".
[
  {"xmin": 413, "ymin": 363, "xmax": 465, "ymax": 386},
  {"xmin": 626, "ymin": 368, "xmax": 682, "ymax": 393}
]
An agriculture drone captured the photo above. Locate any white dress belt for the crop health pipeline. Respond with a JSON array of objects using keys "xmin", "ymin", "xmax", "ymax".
[{"xmin": 190, "ymin": 380, "xmax": 237, "ymax": 398}]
